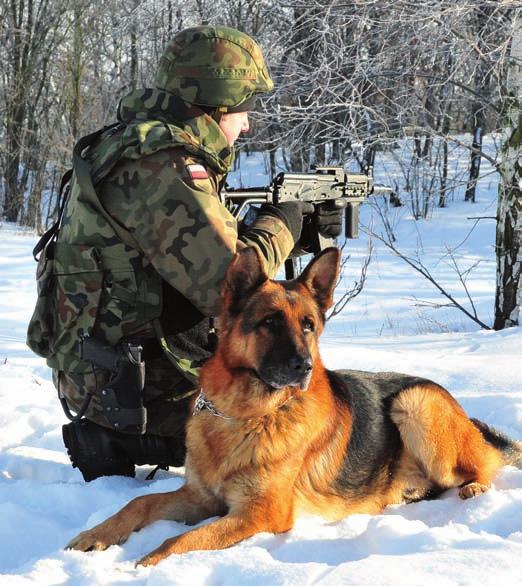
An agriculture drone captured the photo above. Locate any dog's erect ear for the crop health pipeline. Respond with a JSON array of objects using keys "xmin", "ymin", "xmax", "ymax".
[
  {"xmin": 222, "ymin": 247, "xmax": 268, "ymax": 314},
  {"xmin": 298, "ymin": 247, "xmax": 341, "ymax": 313}
]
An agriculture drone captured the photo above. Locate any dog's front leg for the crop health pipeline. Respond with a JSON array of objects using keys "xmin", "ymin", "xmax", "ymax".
[
  {"xmin": 67, "ymin": 484, "xmax": 219, "ymax": 552},
  {"xmin": 137, "ymin": 504, "xmax": 294, "ymax": 566}
]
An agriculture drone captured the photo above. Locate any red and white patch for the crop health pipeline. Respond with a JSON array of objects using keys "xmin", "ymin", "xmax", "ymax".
[{"xmin": 187, "ymin": 164, "xmax": 209, "ymax": 180}]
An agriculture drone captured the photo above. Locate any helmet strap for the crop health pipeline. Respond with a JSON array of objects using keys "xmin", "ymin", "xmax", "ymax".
[
  {"xmin": 196, "ymin": 104, "xmax": 227, "ymax": 124},
  {"xmin": 211, "ymin": 107, "xmax": 228, "ymax": 124}
]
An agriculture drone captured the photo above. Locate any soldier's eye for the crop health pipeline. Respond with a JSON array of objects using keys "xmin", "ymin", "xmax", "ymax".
[{"xmin": 303, "ymin": 317, "xmax": 315, "ymax": 332}]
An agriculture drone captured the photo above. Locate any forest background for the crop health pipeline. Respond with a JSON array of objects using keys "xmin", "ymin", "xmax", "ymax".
[{"xmin": 1, "ymin": 0, "xmax": 521, "ymax": 329}]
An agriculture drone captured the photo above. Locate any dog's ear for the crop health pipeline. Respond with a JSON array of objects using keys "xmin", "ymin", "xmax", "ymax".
[
  {"xmin": 222, "ymin": 247, "xmax": 268, "ymax": 314},
  {"xmin": 298, "ymin": 247, "xmax": 340, "ymax": 312}
]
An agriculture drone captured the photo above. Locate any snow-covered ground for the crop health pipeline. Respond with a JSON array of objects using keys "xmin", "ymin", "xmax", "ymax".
[{"xmin": 1, "ymin": 142, "xmax": 521, "ymax": 585}]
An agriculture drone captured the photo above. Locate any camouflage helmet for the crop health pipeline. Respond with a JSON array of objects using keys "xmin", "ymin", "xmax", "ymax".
[{"xmin": 155, "ymin": 26, "xmax": 274, "ymax": 110}]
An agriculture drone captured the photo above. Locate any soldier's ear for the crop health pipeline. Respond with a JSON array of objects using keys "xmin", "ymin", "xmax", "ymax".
[
  {"xmin": 298, "ymin": 247, "xmax": 340, "ymax": 313},
  {"xmin": 222, "ymin": 247, "xmax": 268, "ymax": 314}
]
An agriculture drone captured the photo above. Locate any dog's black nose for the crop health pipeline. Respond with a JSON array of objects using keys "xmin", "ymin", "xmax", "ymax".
[
  {"xmin": 259, "ymin": 352, "xmax": 313, "ymax": 390},
  {"xmin": 289, "ymin": 355, "xmax": 313, "ymax": 374}
]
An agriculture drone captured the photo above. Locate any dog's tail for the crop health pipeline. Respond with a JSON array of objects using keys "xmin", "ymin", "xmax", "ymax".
[{"xmin": 471, "ymin": 418, "xmax": 522, "ymax": 467}]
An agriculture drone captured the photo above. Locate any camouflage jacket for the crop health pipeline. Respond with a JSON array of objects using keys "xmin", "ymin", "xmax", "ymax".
[{"xmin": 28, "ymin": 88, "xmax": 294, "ymax": 379}]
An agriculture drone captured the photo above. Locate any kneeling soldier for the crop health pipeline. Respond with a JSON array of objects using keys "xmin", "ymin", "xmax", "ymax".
[{"xmin": 27, "ymin": 26, "xmax": 343, "ymax": 481}]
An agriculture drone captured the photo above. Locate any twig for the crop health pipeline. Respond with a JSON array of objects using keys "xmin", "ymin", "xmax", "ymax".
[
  {"xmin": 445, "ymin": 247, "xmax": 481, "ymax": 321},
  {"xmin": 439, "ymin": 218, "xmax": 480, "ymax": 259},
  {"xmin": 408, "ymin": 297, "xmax": 454, "ymax": 309},
  {"xmin": 327, "ymin": 238, "xmax": 373, "ymax": 320},
  {"xmin": 366, "ymin": 229, "xmax": 492, "ymax": 330}
]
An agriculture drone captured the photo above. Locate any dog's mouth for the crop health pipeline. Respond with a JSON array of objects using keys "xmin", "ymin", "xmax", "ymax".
[{"xmin": 253, "ymin": 368, "xmax": 312, "ymax": 393}]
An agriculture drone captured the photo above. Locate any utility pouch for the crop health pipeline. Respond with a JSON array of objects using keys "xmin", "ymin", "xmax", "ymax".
[
  {"xmin": 80, "ymin": 336, "xmax": 147, "ymax": 434},
  {"xmin": 26, "ymin": 240, "xmax": 58, "ymax": 359},
  {"xmin": 27, "ymin": 171, "xmax": 72, "ymax": 359}
]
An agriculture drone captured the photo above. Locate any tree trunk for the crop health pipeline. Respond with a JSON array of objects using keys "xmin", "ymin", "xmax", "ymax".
[
  {"xmin": 439, "ymin": 139, "xmax": 448, "ymax": 207},
  {"xmin": 129, "ymin": 0, "xmax": 140, "ymax": 90},
  {"xmin": 69, "ymin": 4, "xmax": 84, "ymax": 139},
  {"xmin": 465, "ymin": 6, "xmax": 493, "ymax": 204},
  {"xmin": 494, "ymin": 13, "xmax": 522, "ymax": 330},
  {"xmin": 465, "ymin": 122, "xmax": 483, "ymax": 202},
  {"xmin": 3, "ymin": 0, "xmax": 30, "ymax": 222}
]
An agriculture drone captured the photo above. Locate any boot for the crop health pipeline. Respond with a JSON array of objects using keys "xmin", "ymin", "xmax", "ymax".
[{"xmin": 62, "ymin": 419, "xmax": 185, "ymax": 482}]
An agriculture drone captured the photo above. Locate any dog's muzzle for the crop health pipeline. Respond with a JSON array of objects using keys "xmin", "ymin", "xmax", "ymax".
[{"xmin": 259, "ymin": 354, "xmax": 313, "ymax": 391}]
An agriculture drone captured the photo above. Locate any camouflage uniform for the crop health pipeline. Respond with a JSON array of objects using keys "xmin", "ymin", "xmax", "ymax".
[{"xmin": 28, "ymin": 27, "xmax": 295, "ymax": 439}]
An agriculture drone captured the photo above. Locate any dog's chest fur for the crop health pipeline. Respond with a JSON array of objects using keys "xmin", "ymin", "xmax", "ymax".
[{"xmin": 186, "ymin": 383, "xmax": 337, "ymax": 503}]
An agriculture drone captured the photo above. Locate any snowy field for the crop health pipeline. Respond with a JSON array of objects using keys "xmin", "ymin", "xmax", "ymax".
[{"xmin": 1, "ymin": 141, "xmax": 521, "ymax": 585}]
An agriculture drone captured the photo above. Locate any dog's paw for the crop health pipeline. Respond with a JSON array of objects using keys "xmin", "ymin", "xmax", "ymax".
[
  {"xmin": 136, "ymin": 538, "xmax": 178, "ymax": 567},
  {"xmin": 458, "ymin": 482, "xmax": 489, "ymax": 500},
  {"xmin": 66, "ymin": 527, "xmax": 127, "ymax": 552},
  {"xmin": 402, "ymin": 487, "xmax": 427, "ymax": 503},
  {"xmin": 136, "ymin": 550, "xmax": 165, "ymax": 567},
  {"xmin": 136, "ymin": 553, "xmax": 157, "ymax": 567}
]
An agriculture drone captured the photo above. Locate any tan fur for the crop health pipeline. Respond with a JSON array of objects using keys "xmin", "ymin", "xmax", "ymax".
[
  {"xmin": 391, "ymin": 384, "xmax": 503, "ymax": 494},
  {"xmin": 66, "ymin": 248, "xmax": 513, "ymax": 565}
]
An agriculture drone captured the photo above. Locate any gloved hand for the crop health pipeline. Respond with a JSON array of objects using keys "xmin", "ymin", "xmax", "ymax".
[
  {"xmin": 292, "ymin": 199, "xmax": 346, "ymax": 255},
  {"xmin": 312, "ymin": 199, "xmax": 346, "ymax": 238},
  {"xmin": 257, "ymin": 201, "xmax": 315, "ymax": 242}
]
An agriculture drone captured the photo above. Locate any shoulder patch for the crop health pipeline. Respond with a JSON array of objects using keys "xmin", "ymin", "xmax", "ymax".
[{"xmin": 186, "ymin": 164, "xmax": 209, "ymax": 180}]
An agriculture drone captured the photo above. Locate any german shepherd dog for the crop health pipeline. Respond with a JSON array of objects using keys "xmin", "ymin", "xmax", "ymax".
[{"xmin": 67, "ymin": 247, "xmax": 521, "ymax": 566}]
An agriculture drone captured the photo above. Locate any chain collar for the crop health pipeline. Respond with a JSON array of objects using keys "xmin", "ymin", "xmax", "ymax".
[
  {"xmin": 192, "ymin": 389, "xmax": 233, "ymax": 420},
  {"xmin": 192, "ymin": 387, "xmax": 299, "ymax": 421}
]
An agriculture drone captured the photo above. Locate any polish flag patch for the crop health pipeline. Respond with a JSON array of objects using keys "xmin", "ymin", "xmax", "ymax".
[{"xmin": 187, "ymin": 164, "xmax": 209, "ymax": 180}]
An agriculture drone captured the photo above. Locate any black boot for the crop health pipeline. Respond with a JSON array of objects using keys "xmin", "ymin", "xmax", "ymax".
[{"xmin": 62, "ymin": 419, "xmax": 186, "ymax": 482}]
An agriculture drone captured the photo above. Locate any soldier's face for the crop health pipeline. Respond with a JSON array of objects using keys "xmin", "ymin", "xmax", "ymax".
[{"xmin": 219, "ymin": 112, "xmax": 250, "ymax": 146}]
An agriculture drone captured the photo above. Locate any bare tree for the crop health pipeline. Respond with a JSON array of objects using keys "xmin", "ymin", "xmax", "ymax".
[
  {"xmin": 0, "ymin": 0, "xmax": 68, "ymax": 222},
  {"xmin": 494, "ymin": 8, "xmax": 521, "ymax": 330},
  {"xmin": 0, "ymin": 0, "xmax": 515, "ymax": 239}
]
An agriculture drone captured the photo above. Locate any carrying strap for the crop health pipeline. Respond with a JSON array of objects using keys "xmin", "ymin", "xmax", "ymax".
[
  {"xmin": 32, "ymin": 169, "xmax": 73, "ymax": 261},
  {"xmin": 58, "ymin": 370, "xmax": 94, "ymax": 423},
  {"xmin": 32, "ymin": 123, "xmax": 133, "ymax": 261},
  {"xmin": 72, "ymin": 126, "xmax": 141, "ymax": 251}
]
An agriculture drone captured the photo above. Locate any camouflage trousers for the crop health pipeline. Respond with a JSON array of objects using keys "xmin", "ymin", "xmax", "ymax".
[{"xmin": 54, "ymin": 353, "xmax": 197, "ymax": 438}]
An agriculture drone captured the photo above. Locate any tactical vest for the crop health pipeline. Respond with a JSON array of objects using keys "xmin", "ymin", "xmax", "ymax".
[{"xmin": 27, "ymin": 105, "xmax": 232, "ymax": 380}]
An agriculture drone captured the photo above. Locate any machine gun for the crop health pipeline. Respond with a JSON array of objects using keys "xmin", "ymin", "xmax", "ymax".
[{"xmin": 224, "ymin": 166, "xmax": 392, "ymax": 277}]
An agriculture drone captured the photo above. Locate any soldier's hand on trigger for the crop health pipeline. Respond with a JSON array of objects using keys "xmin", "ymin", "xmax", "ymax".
[{"xmin": 312, "ymin": 199, "xmax": 346, "ymax": 239}]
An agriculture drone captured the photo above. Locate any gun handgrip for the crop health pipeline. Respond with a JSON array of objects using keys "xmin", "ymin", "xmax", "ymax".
[
  {"xmin": 345, "ymin": 203, "xmax": 360, "ymax": 239},
  {"xmin": 80, "ymin": 336, "xmax": 120, "ymax": 371}
]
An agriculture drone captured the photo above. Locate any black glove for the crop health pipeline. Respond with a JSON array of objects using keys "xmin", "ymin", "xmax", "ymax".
[
  {"xmin": 312, "ymin": 199, "xmax": 346, "ymax": 238},
  {"xmin": 257, "ymin": 201, "xmax": 315, "ymax": 242}
]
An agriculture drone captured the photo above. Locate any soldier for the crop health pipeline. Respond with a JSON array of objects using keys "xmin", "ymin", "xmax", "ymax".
[{"xmin": 27, "ymin": 26, "xmax": 344, "ymax": 481}]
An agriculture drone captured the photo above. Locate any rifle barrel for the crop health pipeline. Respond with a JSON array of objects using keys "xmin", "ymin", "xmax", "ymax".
[{"xmin": 372, "ymin": 184, "xmax": 394, "ymax": 196}]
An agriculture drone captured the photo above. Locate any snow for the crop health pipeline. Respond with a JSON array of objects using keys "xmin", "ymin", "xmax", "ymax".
[{"xmin": 1, "ymin": 143, "xmax": 521, "ymax": 585}]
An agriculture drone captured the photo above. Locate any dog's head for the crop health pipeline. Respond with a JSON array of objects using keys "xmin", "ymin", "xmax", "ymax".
[{"xmin": 215, "ymin": 247, "xmax": 340, "ymax": 395}]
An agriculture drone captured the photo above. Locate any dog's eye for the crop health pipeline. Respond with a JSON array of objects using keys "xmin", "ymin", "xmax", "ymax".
[
  {"xmin": 257, "ymin": 311, "xmax": 283, "ymax": 329},
  {"xmin": 303, "ymin": 317, "xmax": 315, "ymax": 332},
  {"xmin": 258, "ymin": 315, "xmax": 275, "ymax": 328}
]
